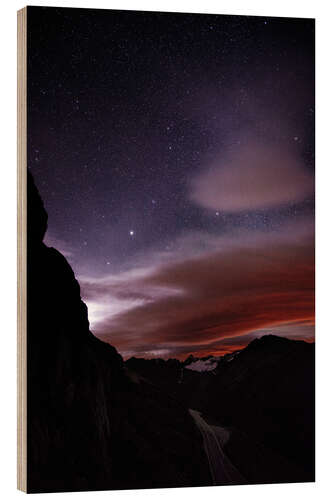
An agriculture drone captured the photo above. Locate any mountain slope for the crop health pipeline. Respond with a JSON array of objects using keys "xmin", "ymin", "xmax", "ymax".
[
  {"xmin": 126, "ymin": 335, "xmax": 315, "ymax": 483},
  {"xmin": 27, "ymin": 171, "xmax": 211, "ymax": 492},
  {"xmin": 199, "ymin": 335, "xmax": 315, "ymax": 479}
]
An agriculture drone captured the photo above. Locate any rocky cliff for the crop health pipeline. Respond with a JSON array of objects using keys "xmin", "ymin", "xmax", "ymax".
[{"xmin": 26, "ymin": 171, "xmax": 210, "ymax": 493}]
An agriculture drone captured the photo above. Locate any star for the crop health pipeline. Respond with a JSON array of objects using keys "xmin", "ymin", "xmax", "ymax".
[{"xmin": 28, "ymin": 9, "xmax": 314, "ymax": 362}]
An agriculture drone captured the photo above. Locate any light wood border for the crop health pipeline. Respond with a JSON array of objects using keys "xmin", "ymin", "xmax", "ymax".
[{"xmin": 17, "ymin": 6, "xmax": 27, "ymax": 493}]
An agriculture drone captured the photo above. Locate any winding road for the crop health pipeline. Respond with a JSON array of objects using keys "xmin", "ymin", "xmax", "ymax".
[{"xmin": 189, "ymin": 409, "xmax": 245, "ymax": 485}]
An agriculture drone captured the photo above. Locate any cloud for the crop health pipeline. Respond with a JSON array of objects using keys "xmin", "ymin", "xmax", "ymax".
[
  {"xmin": 189, "ymin": 143, "xmax": 314, "ymax": 213},
  {"xmin": 79, "ymin": 220, "xmax": 314, "ymax": 359}
]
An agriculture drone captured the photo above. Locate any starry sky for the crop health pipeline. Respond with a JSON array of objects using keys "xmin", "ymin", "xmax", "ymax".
[{"xmin": 28, "ymin": 7, "xmax": 315, "ymax": 359}]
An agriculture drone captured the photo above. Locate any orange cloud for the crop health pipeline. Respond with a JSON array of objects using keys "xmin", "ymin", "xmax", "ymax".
[{"xmin": 81, "ymin": 224, "xmax": 314, "ymax": 359}]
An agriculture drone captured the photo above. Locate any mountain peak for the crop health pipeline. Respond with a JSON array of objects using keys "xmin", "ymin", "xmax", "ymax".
[{"xmin": 245, "ymin": 334, "xmax": 308, "ymax": 353}]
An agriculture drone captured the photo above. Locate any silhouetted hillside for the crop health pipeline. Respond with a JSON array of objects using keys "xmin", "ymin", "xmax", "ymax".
[
  {"xmin": 126, "ymin": 335, "xmax": 315, "ymax": 482},
  {"xmin": 27, "ymin": 171, "xmax": 210, "ymax": 493},
  {"xmin": 203, "ymin": 335, "xmax": 315, "ymax": 480}
]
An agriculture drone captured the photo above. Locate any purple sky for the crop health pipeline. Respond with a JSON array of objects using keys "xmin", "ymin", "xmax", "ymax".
[{"xmin": 28, "ymin": 8, "xmax": 314, "ymax": 358}]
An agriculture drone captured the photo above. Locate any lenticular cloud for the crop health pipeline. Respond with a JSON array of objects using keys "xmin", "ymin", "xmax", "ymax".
[{"xmin": 190, "ymin": 143, "xmax": 313, "ymax": 213}]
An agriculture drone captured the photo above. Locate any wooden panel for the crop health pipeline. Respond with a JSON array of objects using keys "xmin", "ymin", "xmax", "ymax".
[{"xmin": 17, "ymin": 6, "xmax": 27, "ymax": 493}]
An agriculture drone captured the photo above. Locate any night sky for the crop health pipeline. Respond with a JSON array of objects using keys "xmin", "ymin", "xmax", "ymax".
[{"xmin": 28, "ymin": 7, "xmax": 315, "ymax": 359}]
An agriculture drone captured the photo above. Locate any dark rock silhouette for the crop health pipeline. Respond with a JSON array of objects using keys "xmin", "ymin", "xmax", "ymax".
[
  {"xmin": 126, "ymin": 335, "xmax": 315, "ymax": 484},
  {"xmin": 199, "ymin": 335, "xmax": 315, "ymax": 482},
  {"xmin": 27, "ymin": 171, "xmax": 210, "ymax": 493}
]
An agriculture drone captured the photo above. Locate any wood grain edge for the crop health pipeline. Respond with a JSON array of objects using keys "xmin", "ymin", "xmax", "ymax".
[{"xmin": 17, "ymin": 6, "xmax": 27, "ymax": 493}]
